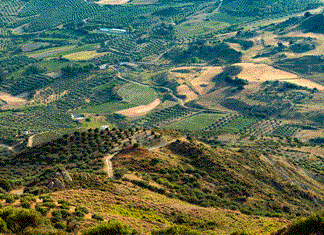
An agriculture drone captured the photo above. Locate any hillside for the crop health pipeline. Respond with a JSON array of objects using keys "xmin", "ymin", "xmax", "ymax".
[
  {"xmin": 1, "ymin": 0, "xmax": 324, "ymax": 233},
  {"xmin": 220, "ymin": 0, "xmax": 323, "ymax": 16}
]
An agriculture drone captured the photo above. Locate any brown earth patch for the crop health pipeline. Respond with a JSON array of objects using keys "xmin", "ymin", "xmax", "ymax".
[
  {"xmin": 176, "ymin": 84, "xmax": 198, "ymax": 102},
  {"xmin": 0, "ymin": 92, "xmax": 27, "ymax": 109},
  {"xmin": 115, "ymin": 99, "xmax": 161, "ymax": 117},
  {"xmin": 234, "ymin": 63, "xmax": 298, "ymax": 82},
  {"xmin": 282, "ymin": 78, "xmax": 324, "ymax": 90}
]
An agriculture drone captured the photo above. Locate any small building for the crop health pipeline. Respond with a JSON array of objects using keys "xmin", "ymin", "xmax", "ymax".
[
  {"xmin": 100, "ymin": 125, "xmax": 109, "ymax": 130},
  {"xmin": 71, "ymin": 114, "xmax": 85, "ymax": 120},
  {"xmin": 119, "ymin": 62, "xmax": 139, "ymax": 69},
  {"xmin": 99, "ymin": 64, "xmax": 109, "ymax": 70},
  {"xmin": 99, "ymin": 28, "xmax": 127, "ymax": 35}
]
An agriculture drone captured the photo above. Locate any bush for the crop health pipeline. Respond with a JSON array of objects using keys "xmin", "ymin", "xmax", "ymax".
[
  {"xmin": 35, "ymin": 204, "xmax": 50, "ymax": 216},
  {"xmin": 57, "ymin": 200, "xmax": 70, "ymax": 206},
  {"xmin": 23, "ymin": 227, "xmax": 65, "ymax": 235},
  {"xmin": 0, "ymin": 217, "xmax": 8, "ymax": 233},
  {"xmin": 60, "ymin": 209, "xmax": 71, "ymax": 219},
  {"xmin": 280, "ymin": 211, "xmax": 324, "ymax": 235},
  {"xmin": 43, "ymin": 202, "xmax": 56, "ymax": 209},
  {"xmin": 21, "ymin": 201, "xmax": 32, "ymax": 209},
  {"xmin": 5, "ymin": 196, "xmax": 15, "ymax": 204},
  {"xmin": 152, "ymin": 225, "xmax": 202, "ymax": 235},
  {"xmin": 82, "ymin": 221, "xmax": 133, "ymax": 235},
  {"xmin": 91, "ymin": 214, "xmax": 104, "ymax": 221},
  {"xmin": 0, "ymin": 207, "xmax": 46, "ymax": 233},
  {"xmin": 76, "ymin": 206, "xmax": 89, "ymax": 214},
  {"xmin": 53, "ymin": 221, "xmax": 66, "ymax": 230}
]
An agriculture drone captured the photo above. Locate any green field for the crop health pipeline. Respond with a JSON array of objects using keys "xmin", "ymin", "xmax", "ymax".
[
  {"xmin": 76, "ymin": 101, "xmax": 136, "ymax": 115},
  {"xmin": 164, "ymin": 113, "xmax": 224, "ymax": 131},
  {"xmin": 222, "ymin": 117, "xmax": 256, "ymax": 132},
  {"xmin": 117, "ymin": 83, "xmax": 159, "ymax": 106},
  {"xmin": 208, "ymin": 12, "xmax": 255, "ymax": 25},
  {"xmin": 176, "ymin": 21, "xmax": 229, "ymax": 38}
]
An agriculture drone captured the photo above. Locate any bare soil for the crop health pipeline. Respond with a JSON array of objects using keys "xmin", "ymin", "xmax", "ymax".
[{"xmin": 115, "ymin": 99, "xmax": 161, "ymax": 117}]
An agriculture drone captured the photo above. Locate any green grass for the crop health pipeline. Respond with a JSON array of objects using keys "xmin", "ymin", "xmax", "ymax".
[
  {"xmin": 106, "ymin": 205, "xmax": 169, "ymax": 224},
  {"xmin": 164, "ymin": 113, "xmax": 224, "ymax": 131},
  {"xmin": 76, "ymin": 101, "xmax": 136, "ymax": 115},
  {"xmin": 117, "ymin": 83, "xmax": 159, "ymax": 106},
  {"xmin": 176, "ymin": 21, "xmax": 229, "ymax": 38},
  {"xmin": 222, "ymin": 117, "xmax": 256, "ymax": 132}
]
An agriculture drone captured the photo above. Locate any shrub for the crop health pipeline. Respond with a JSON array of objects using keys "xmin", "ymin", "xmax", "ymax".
[
  {"xmin": 76, "ymin": 206, "xmax": 89, "ymax": 214},
  {"xmin": 0, "ymin": 217, "xmax": 8, "ymax": 233},
  {"xmin": 152, "ymin": 225, "xmax": 202, "ymax": 235},
  {"xmin": 75, "ymin": 210, "xmax": 85, "ymax": 218},
  {"xmin": 23, "ymin": 227, "xmax": 65, "ymax": 235},
  {"xmin": 280, "ymin": 211, "xmax": 324, "ymax": 235},
  {"xmin": 53, "ymin": 221, "xmax": 66, "ymax": 230},
  {"xmin": 35, "ymin": 204, "xmax": 50, "ymax": 216},
  {"xmin": 230, "ymin": 231, "xmax": 250, "ymax": 235},
  {"xmin": 57, "ymin": 200, "xmax": 70, "ymax": 206},
  {"xmin": 60, "ymin": 209, "xmax": 71, "ymax": 219},
  {"xmin": 82, "ymin": 221, "xmax": 133, "ymax": 235},
  {"xmin": 5, "ymin": 196, "xmax": 15, "ymax": 204},
  {"xmin": 21, "ymin": 201, "xmax": 32, "ymax": 209},
  {"xmin": 91, "ymin": 214, "xmax": 104, "ymax": 221},
  {"xmin": 43, "ymin": 202, "xmax": 56, "ymax": 208},
  {"xmin": 0, "ymin": 207, "xmax": 45, "ymax": 233}
]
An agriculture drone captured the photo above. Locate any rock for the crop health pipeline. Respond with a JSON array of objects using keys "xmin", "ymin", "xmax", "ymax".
[
  {"xmin": 47, "ymin": 178, "xmax": 65, "ymax": 190},
  {"xmin": 62, "ymin": 171, "xmax": 72, "ymax": 182}
]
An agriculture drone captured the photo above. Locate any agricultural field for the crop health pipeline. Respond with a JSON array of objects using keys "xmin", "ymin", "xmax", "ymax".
[
  {"xmin": 164, "ymin": 113, "xmax": 224, "ymax": 131},
  {"xmin": 63, "ymin": 51, "xmax": 108, "ymax": 61},
  {"xmin": 115, "ymin": 99, "xmax": 161, "ymax": 117},
  {"xmin": 131, "ymin": 105, "xmax": 199, "ymax": 128},
  {"xmin": 76, "ymin": 101, "xmax": 135, "ymax": 115},
  {"xmin": 117, "ymin": 83, "xmax": 159, "ymax": 106}
]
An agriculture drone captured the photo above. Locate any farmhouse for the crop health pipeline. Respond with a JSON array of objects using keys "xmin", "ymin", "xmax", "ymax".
[
  {"xmin": 71, "ymin": 114, "xmax": 85, "ymax": 120},
  {"xmin": 99, "ymin": 28, "xmax": 127, "ymax": 35},
  {"xmin": 119, "ymin": 62, "xmax": 139, "ymax": 69}
]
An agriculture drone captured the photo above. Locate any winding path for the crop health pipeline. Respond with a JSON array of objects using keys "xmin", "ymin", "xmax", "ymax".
[
  {"xmin": 104, "ymin": 154, "xmax": 114, "ymax": 178},
  {"xmin": 103, "ymin": 139, "xmax": 177, "ymax": 178},
  {"xmin": 111, "ymin": 66, "xmax": 186, "ymax": 107},
  {"xmin": 0, "ymin": 143, "xmax": 17, "ymax": 153}
]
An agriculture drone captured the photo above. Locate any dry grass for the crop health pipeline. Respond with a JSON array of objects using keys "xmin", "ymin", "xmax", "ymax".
[
  {"xmin": 115, "ymin": 99, "xmax": 161, "ymax": 117},
  {"xmin": 176, "ymin": 84, "xmax": 198, "ymax": 102},
  {"xmin": 0, "ymin": 92, "xmax": 27, "ymax": 109},
  {"xmin": 282, "ymin": 78, "xmax": 324, "ymax": 90},
  {"xmin": 51, "ymin": 188, "xmax": 288, "ymax": 235},
  {"xmin": 63, "ymin": 51, "xmax": 108, "ymax": 61},
  {"xmin": 234, "ymin": 63, "xmax": 298, "ymax": 82}
]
